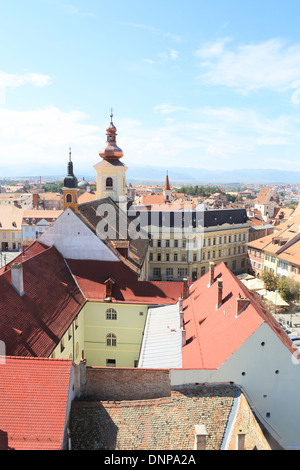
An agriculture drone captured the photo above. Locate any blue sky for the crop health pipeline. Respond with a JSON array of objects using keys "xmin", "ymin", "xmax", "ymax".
[{"xmin": 1, "ymin": 0, "xmax": 300, "ymax": 179}]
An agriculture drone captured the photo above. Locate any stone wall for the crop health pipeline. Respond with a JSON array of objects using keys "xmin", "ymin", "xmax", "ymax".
[{"xmin": 80, "ymin": 365, "xmax": 171, "ymax": 401}]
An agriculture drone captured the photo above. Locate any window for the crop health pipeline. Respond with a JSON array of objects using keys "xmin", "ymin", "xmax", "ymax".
[
  {"xmin": 174, "ymin": 240, "xmax": 178, "ymax": 248},
  {"xmin": 66, "ymin": 194, "xmax": 73, "ymax": 203},
  {"xmin": 174, "ymin": 253, "xmax": 178, "ymax": 261},
  {"xmin": 157, "ymin": 240, "xmax": 161, "ymax": 247},
  {"xmin": 106, "ymin": 177, "xmax": 113, "ymax": 188},
  {"xmin": 193, "ymin": 254, "xmax": 197, "ymax": 262},
  {"xmin": 106, "ymin": 308, "xmax": 117, "ymax": 320},
  {"xmin": 106, "ymin": 359, "xmax": 116, "ymax": 367},
  {"xmin": 106, "ymin": 333, "xmax": 117, "ymax": 347},
  {"xmin": 149, "ymin": 253, "xmax": 153, "ymax": 261},
  {"xmin": 178, "ymin": 268, "xmax": 188, "ymax": 278},
  {"xmin": 157, "ymin": 253, "xmax": 161, "ymax": 261},
  {"xmin": 166, "ymin": 253, "xmax": 170, "ymax": 262},
  {"xmin": 182, "ymin": 254, "xmax": 187, "ymax": 262},
  {"xmin": 201, "ymin": 266, "xmax": 206, "ymax": 276},
  {"xmin": 166, "ymin": 267, "xmax": 173, "ymax": 279},
  {"xmin": 153, "ymin": 267, "xmax": 161, "ymax": 279},
  {"xmin": 165, "ymin": 240, "xmax": 170, "ymax": 247}
]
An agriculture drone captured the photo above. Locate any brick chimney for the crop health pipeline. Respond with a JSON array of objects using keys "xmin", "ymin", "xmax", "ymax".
[
  {"xmin": 179, "ymin": 296, "xmax": 184, "ymax": 327},
  {"xmin": 11, "ymin": 263, "xmax": 25, "ymax": 296},
  {"xmin": 32, "ymin": 193, "xmax": 39, "ymax": 209},
  {"xmin": 182, "ymin": 278, "xmax": 189, "ymax": 299},
  {"xmin": 181, "ymin": 326, "xmax": 186, "ymax": 347},
  {"xmin": 208, "ymin": 262, "xmax": 215, "ymax": 286},
  {"xmin": 194, "ymin": 425, "xmax": 208, "ymax": 450},
  {"xmin": 217, "ymin": 278, "xmax": 223, "ymax": 308},
  {"xmin": 104, "ymin": 277, "xmax": 115, "ymax": 301},
  {"xmin": 236, "ymin": 293, "xmax": 249, "ymax": 316}
]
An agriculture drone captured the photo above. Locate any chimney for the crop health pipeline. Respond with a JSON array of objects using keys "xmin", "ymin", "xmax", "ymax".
[
  {"xmin": 217, "ymin": 278, "xmax": 223, "ymax": 308},
  {"xmin": 32, "ymin": 193, "xmax": 39, "ymax": 209},
  {"xmin": 181, "ymin": 326, "xmax": 186, "ymax": 347},
  {"xmin": 104, "ymin": 277, "xmax": 115, "ymax": 301},
  {"xmin": 236, "ymin": 294, "xmax": 249, "ymax": 316},
  {"xmin": 182, "ymin": 278, "xmax": 189, "ymax": 300},
  {"xmin": 179, "ymin": 297, "xmax": 184, "ymax": 327},
  {"xmin": 194, "ymin": 425, "xmax": 208, "ymax": 450},
  {"xmin": 11, "ymin": 263, "xmax": 25, "ymax": 296},
  {"xmin": 208, "ymin": 262, "xmax": 215, "ymax": 286}
]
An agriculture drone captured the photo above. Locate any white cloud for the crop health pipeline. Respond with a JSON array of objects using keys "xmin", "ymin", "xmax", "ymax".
[
  {"xmin": 196, "ymin": 37, "xmax": 232, "ymax": 58},
  {"xmin": 154, "ymin": 104, "xmax": 189, "ymax": 114},
  {"xmin": 0, "ymin": 106, "xmax": 101, "ymax": 175},
  {"xmin": 0, "ymin": 71, "xmax": 53, "ymax": 89},
  {"xmin": 1, "ymin": 103, "xmax": 300, "ymax": 176},
  {"xmin": 122, "ymin": 22, "xmax": 181, "ymax": 42},
  {"xmin": 197, "ymin": 38, "xmax": 300, "ymax": 100},
  {"xmin": 170, "ymin": 49, "xmax": 179, "ymax": 60}
]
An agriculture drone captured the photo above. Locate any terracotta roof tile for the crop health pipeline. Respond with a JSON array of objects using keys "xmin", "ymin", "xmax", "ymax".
[
  {"xmin": 0, "ymin": 356, "xmax": 72, "ymax": 450},
  {"xmin": 66, "ymin": 259, "xmax": 183, "ymax": 305},
  {"xmin": 0, "ymin": 242, "xmax": 85, "ymax": 357}
]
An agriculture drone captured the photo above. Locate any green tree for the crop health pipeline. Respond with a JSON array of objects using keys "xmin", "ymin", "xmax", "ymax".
[
  {"xmin": 277, "ymin": 276, "xmax": 300, "ymax": 303},
  {"xmin": 261, "ymin": 271, "xmax": 278, "ymax": 292}
]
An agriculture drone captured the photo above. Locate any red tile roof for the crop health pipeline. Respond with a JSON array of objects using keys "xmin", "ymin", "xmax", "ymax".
[
  {"xmin": 66, "ymin": 259, "xmax": 183, "ymax": 305},
  {"xmin": 182, "ymin": 262, "xmax": 295, "ymax": 369},
  {"xmin": 0, "ymin": 356, "xmax": 72, "ymax": 450},
  {"xmin": 0, "ymin": 242, "xmax": 86, "ymax": 357}
]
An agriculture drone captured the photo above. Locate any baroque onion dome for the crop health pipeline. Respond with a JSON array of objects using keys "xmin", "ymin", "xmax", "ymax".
[
  {"xmin": 99, "ymin": 112, "xmax": 123, "ymax": 160},
  {"xmin": 63, "ymin": 148, "xmax": 78, "ymax": 189}
]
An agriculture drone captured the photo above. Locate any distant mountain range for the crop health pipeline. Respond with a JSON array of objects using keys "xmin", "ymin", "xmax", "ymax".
[
  {"xmin": 3, "ymin": 166, "xmax": 300, "ymax": 185},
  {"xmin": 124, "ymin": 166, "xmax": 300, "ymax": 185}
]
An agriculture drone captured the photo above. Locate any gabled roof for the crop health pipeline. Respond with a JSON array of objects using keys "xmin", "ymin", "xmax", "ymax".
[
  {"xmin": 0, "ymin": 241, "xmax": 85, "ymax": 357},
  {"xmin": 0, "ymin": 356, "xmax": 72, "ymax": 450},
  {"xmin": 66, "ymin": 259, "xmax": 183, "ymax": 305},
  {"xmin": 0, "ymin": 204, "xmax": 24, "ymax": 230},
  {"xmin": 78, "ymin": 197, "xmax": 150, "ymax": 274},
  {"xmin": 182, "ymin": 262, "xmax": 295, "ymax": 370}
]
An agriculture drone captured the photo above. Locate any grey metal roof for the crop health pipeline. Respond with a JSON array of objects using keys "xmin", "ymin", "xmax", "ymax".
[{"xmin": 138, "ymin": 302, "xmax": 182, "ymax": 369}]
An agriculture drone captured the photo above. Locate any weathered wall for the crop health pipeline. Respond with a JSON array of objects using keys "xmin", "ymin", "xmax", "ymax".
[{"xmin": 80, "ymin": 366, "xmax": 171, "ymax": 401}]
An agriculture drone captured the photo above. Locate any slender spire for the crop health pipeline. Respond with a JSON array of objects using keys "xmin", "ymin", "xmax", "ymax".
[{"xmin": 164, "ymin": 171, "xmax": 171, "ymax": 191}]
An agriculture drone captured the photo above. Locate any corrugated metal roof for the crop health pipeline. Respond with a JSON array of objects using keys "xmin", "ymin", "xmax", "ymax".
[{"xmin": 138, "ymin": 302, "xmax": 182, "ymax": 369}]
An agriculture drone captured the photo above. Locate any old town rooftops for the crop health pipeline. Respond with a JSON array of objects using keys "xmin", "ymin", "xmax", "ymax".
[{"xmin": 182, "ymin": 262, "xmax": 295, "ymax": 370}]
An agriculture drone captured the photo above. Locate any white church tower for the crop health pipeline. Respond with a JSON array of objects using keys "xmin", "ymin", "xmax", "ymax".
[{"xmin": 94, "ymin": 113, "xmax": 127, "ymax": 202}]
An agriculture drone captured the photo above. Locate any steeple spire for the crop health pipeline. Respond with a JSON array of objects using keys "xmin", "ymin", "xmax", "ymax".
[{"xmin": 99, "ymin": 111, "xmax": 123, "ymax": 160}]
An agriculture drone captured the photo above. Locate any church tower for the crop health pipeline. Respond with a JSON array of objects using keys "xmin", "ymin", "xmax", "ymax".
[
  {"xmin": 94, "ymin": 113, "xmax": 127, "ymax": 202},
  {"xmin": 163, "ymin": 171, "xmax": 172, "ymax": 203},
  {"xmin": 62, "ymin": 148, "xmax": 79, "ymax": 213}
]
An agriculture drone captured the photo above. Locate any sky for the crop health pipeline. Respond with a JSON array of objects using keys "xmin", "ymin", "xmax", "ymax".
[{"xmin": 1, "ymin": 0, "xmax": 300, "ymax": 179}]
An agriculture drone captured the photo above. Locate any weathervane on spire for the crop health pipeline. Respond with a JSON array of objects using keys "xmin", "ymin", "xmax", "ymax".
[
  {"xmin": 110, "ymin": 108, "xmax": 113, "ymax": 123},
  {"xmin": 69, "ymin": 147, "xmax": 72, "ymax": 161}
]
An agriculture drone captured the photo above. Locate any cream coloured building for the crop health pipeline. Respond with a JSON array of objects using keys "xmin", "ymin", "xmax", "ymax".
[{"xmin": 131, "ymin": 206, "xmax": 249, "ymax": 281}]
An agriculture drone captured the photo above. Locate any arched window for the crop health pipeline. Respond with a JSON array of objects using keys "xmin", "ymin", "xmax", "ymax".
[
  {"xmin": 106, "ymin": 333, "xmax": 117, "ymax": 347},
  {"xmin": 66, "ymin": 193, "xmax": 73, "ymax": 203},
  {"xmin": 106, "ymin": 177, "xmax": 113, "ymax": 189},
  {"xmin": 106, "ymin": 308, "xmax": 117, "ymax": 320}
]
